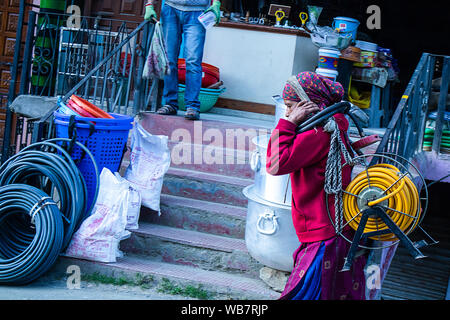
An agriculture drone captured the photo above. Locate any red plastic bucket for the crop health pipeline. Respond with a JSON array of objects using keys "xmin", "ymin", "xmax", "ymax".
[{"xmin": 178, "ymin": 58, "xmax": 220, "ymax": 88}]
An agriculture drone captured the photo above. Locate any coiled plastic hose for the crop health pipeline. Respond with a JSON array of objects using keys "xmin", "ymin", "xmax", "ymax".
[
  {"xmin": 0, "ymin": 184, "xmax": 64, "ymax": 285},
  {"xmin": 0, "ymin": 138, "xmax": 99, "ymax": 285},
  {"xmin": 343, "ymin": 163, "xmax": 421, "ymax": 241},
  {"xmin": 0, "ymin": 138, "xmax": 99, "ymax": 250}
]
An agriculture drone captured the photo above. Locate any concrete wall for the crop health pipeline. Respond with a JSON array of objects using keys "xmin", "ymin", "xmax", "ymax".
[{"xmin": 202, "ymin": 26, "xmax": 318, "ymax": 105}]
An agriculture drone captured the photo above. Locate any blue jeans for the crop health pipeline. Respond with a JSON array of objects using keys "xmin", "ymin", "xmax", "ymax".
[{"xmin": 161, "ymin": 5, "xmax": 206, "ymax": 111}]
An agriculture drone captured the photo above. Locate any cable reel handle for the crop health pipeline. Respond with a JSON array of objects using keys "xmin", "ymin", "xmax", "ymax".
[
  {"xmin": 294, "ymin": 101, "xmax": 368, "ymax": 139},
  {"xmin": 367, "ymin": 173, "xmax": 406, "ymax": 207},
  {"xmin": 296, "ymin": 101, "xmax": 351, "ymax": 134},
  {"xmin": 346, "ymin": 110, "xmax": 365, "ymax": 138}
]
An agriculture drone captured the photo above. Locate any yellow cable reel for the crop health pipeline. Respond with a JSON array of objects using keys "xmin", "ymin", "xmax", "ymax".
[{"xmin": 343, "ymin": 162, "xmax": 422, "ymax": 241}]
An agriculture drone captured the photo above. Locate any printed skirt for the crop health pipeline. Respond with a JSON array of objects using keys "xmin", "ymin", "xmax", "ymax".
[{"xmin": 279, "ymin": 234, "xmax": 367, "ymax": 300}]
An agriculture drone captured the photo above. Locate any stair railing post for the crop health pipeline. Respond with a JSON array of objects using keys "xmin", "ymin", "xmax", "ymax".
[
  {"xmin": 1, "ymin": 4, "xmax": 33, "ymax": 163},
  {"xmin": 432, "ymin": 57, "xmax": 450, "ymax": 155},
  {"xmin": 133, "ymin": 22, "xmax": 152, "ymax": 115}
]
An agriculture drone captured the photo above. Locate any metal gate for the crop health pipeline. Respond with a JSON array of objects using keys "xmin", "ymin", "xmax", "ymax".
[{"xmin": 1, "ymin": 2, "xmax": 158, "ymax": 163}]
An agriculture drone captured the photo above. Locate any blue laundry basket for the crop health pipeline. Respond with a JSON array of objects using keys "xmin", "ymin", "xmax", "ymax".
[{"xmin": 54, "ymin": 111, "xmax": 134, "ymax": 216}]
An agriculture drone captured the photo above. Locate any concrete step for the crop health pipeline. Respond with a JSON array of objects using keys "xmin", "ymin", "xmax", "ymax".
[
  {"xmin": 162, "ymin": 167, "xmax": 252, "ymax": 207},
  {"xmin": 123, "ymin": 113, "xmax": 383, "ymax": 180},
  {"xmin": 120, "ymin": 223, "xmax": 262, "ymax": 277},
  {"xmin": 141, "ymin": 194, "xmax": 247, "ymax": 239},
  {"xmin": 131, "ymin": 112, "xmax": 270, "ymax": 179},
  {"xmin": 166, "ymin": 141, "xmax": 254, "ymax": 179},
  {"xmin": 138, "ymin": 113, "xmax": 272, "ymax": 150},
  {"xmin": 121, "ymin": 141, "xmax": 254, "ymax": 179},
  {"xmin": 53, "ymin": 255, "xmax": 279, "ymax": 300},
  {"xmin": 120, "ymin": 133, "xmax": 380, "ymax": 182}
]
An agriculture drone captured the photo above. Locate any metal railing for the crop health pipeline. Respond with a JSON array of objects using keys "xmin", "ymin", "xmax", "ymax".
[
  {"xmin": 1, "ymin": 6, "xmax": 159, "ymax": 163},
  {"xmin": 0, "ymin": 93, "xmax": 8, "ymax": 154},
  {"xmin": 373, "ymin": 53, "xmax": 449, "ymax": 164},
  {"xmin": 21, "ymin": 11, "xmax": 156, "ymax": 112}
]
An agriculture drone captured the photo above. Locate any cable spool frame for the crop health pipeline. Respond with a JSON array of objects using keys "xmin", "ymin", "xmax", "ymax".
[
  {"xmin": 326, "ymin": 152, "xmax": 438, "ymax": 271},
  {"xmin": 291, "ymin": 100, "xmax": 438, "ymax": 271}
]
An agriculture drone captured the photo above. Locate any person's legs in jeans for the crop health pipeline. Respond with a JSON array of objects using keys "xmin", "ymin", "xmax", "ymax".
[
  {"xmin": 182, "ymin": 10, "xmax": 206, "ymax": 113},
  {"xmin": 161, "ymin": 5, "xmax": 182, "ymax": 111}
]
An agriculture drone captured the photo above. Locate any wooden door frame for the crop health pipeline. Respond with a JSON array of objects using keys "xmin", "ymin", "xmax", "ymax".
[{"xmin": 82, "ymin": 0, "xmax": 162, "ymax": 20}]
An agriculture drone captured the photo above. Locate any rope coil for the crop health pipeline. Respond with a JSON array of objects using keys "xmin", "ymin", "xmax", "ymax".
[{"xmin": 323, "ymin": 117, "xmax": 360, "ymax": 234}]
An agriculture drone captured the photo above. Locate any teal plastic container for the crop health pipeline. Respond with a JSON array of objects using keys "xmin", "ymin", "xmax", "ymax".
[{"xmin": 177, "ymin": 84, "xmax": 225, "ymax": 113}]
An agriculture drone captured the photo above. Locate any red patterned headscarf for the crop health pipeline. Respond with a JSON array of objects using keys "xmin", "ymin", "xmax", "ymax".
[{"xmin": 282, "ymin": 71, "xmax": 344, "ymax": 110}]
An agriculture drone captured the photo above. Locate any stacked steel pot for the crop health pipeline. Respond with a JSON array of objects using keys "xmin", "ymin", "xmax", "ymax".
[{"xmin": 243, "ymin": 102, "xmax": 300, "ymax": 272}]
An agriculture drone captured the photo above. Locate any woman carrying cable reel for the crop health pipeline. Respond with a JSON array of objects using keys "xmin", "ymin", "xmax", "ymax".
[{"xmin": 266, "ymin": 71, "xmax": 427, "ymax": 300}]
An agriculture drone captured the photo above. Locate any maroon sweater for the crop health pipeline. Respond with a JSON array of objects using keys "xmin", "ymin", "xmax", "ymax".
[{"xmin": 266, "ymin": 114, "xmax": 352, "ymax": 243}]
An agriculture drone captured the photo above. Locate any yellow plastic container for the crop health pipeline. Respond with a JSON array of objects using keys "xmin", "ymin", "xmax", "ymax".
[
  {"xmin": 348, "ymin": 84, "xmax": 371, "ymax": 109},
  {"xmin": 354, "ymin": 50, "xmax": 377, "ymax": 68}
]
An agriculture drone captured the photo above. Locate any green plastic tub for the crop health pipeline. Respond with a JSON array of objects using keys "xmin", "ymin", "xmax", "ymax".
[{"xmin": 177, "ymin": 84, "xmax": 225, "ymax": 113}]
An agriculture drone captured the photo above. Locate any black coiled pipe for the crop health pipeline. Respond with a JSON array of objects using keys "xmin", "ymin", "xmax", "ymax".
[
  {"xmin": 0, "ymin": 184, "xmax": 64, "ymax": 285},
  {"xmin": 0, "ymin": 138, "xmax": 99, "ymax": 250},
  {"xmin": 0, "ymin": 138, "xmax": 99, "ymax": 285}
]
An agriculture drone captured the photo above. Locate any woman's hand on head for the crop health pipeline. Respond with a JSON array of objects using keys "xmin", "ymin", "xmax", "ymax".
[{"xmin": 285, "ymin": 100, "xmax": 320, "ymax": 126}]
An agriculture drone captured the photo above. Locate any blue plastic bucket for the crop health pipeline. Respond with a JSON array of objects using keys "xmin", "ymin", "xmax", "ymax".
[
  {"xmin": 332, "ymin": 17, "xmax": 360, "ymax": 41},
  {"xmin": 54, "ymin": 111, "xmax": 133, "ymax": 215}
]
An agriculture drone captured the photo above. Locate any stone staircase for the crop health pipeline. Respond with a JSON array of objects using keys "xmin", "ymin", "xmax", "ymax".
[
  {"xmin": 54, "ymin": 110, "xmax": 281, "ymax": 300},
  {"xmin": 52, "ymin": 109, "xmax": 382, "ymax": 300}
]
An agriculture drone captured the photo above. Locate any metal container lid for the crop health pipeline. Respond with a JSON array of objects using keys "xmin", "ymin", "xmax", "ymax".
[{"xmin": 243, "ymin": 185, "xmax": 292, "ymax": 210}]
